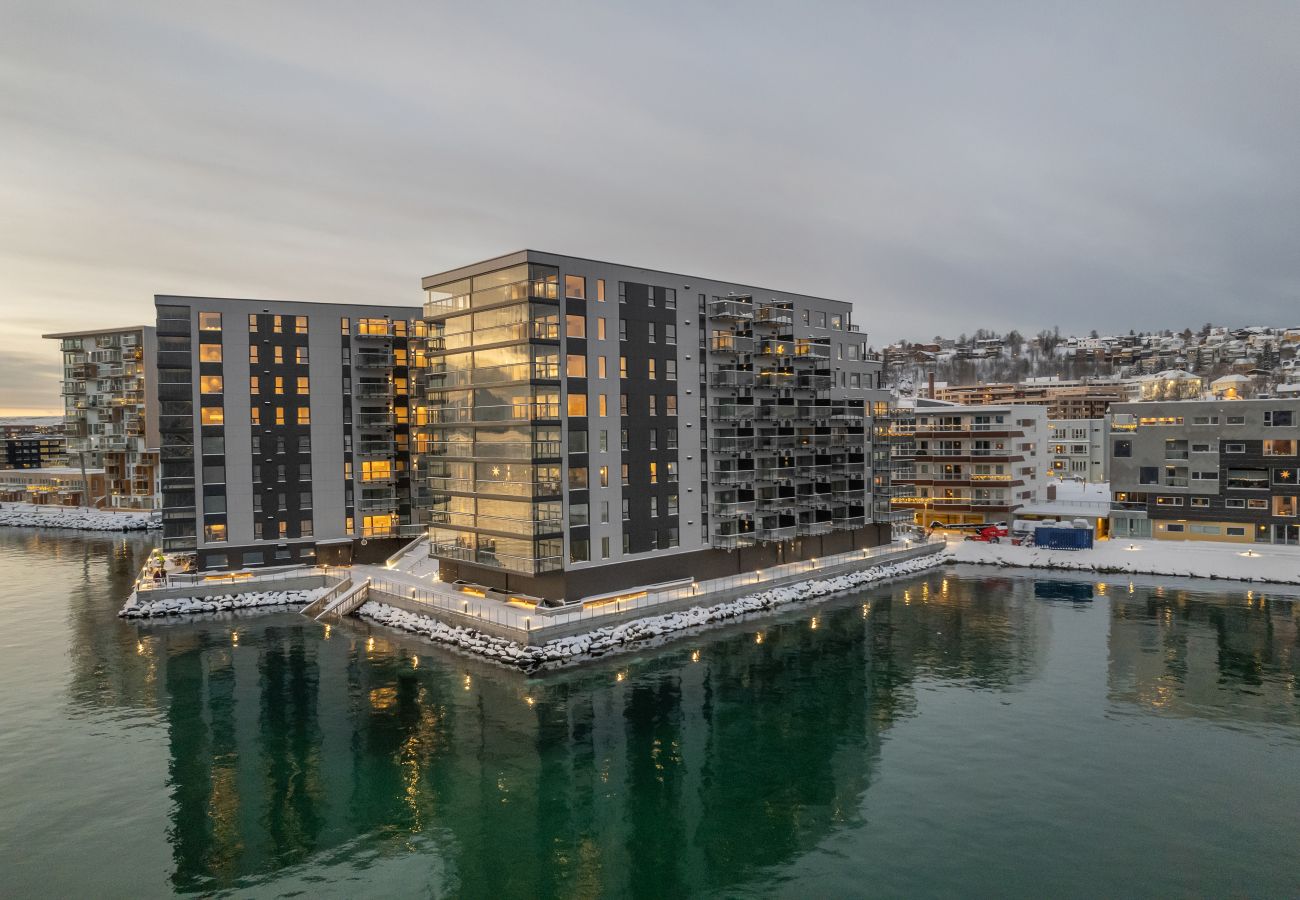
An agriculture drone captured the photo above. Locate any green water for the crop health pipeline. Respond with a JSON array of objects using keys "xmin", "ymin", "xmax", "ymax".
[{"xmin": 1, "ymin": 531, "xmax": 1298, "ymax": 898}]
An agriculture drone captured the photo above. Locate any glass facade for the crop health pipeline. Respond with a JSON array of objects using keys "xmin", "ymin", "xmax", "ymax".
[{"xmin": 415, "ymin": 264, "xmax": 565, "ymax": 575}]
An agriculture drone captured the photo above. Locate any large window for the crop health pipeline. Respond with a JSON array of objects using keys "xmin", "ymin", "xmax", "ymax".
[
  {"xmin": 200, "ymin": 407, "xmax": 224, "ymax": 426},
  {"xmin": 1226, "ymin": 468, "xmax": 1268, "ymax": 489},
  {"xmin": 199, "ymin": 375, "xmax": 223, "ymax": 394},
  {"xmin": 1264, "ymin": 439, "xmax": 1296, "ymax": 456},
  {"xmin": 566, "ymin": 314, "xmax": 586, "ymax": 339},
  {"xmin": 565, "ymin": 275, "xmax": 586, "ymax": 299},
  {"xmin": 198, "ymin": 344, "xmax": 222, "ymax": 363},
  {"xmin": 566, "ymin": 354, "xmax": 587, "ymax": 377},
  {"xmin": 199, "ymin": 312, "xmax": 222, "ymax": 331}
]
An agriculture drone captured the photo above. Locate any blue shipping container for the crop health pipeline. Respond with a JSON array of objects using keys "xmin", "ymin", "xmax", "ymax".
[{"xmin": 1033, "ymin": 526, "xmax": 1094, "ymax": 550}]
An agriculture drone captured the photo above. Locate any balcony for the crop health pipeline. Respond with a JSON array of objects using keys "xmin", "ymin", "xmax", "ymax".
[
  {"xmin": 711, "ymin": 435, "xmax": 755, "ymax": 453},
  {"xmin": 709, "ymin": 402, "xmax": 754, "ymax": 422},
  {"xmin": 757, "ymin": 466, "xmax": 796, "ymax": 483},
  {"xmin": 709, "ymin": 370, "xmax": 755, "ymax": 390},
  {"xmin": 755, "ymin": 525, "xmax": 797, "ymax": 542},
  {"xmin": 354, "ymin": 349, "xmax": 394, "ymax": 369},
  {"xmin": 354, "ymin": 324, "xmax": 397, "ymax": 339},
  {"xmin": 797, "ymin": 520, "xmax": 834, "ymax": 536},
  {"xmin": 754, "ymin": 305, "xmax": 794, "ymax": 327},
  {"xmin": 711, "ymin": 499, "xmax": 756, "ymax": 519},
  {"xmin": 711, "ymin": 532, "xmax": 756, "ymax": 550},
  {"xmin": 708, "ymin": 299, "xmax": 753, "ymax": 320},
  {"xmin": 715, "ymin": 469, "xmax": 756, "ymax": 485},
  {"xmin": 358, "ymin": 491, "xmax": 400, "ymax": 511},
  {"xmin": 355, "ymin": 382, "xmax": 395, "ymax": 399},
  {"xmin": 357, "ymin": 412, "xmax": 396, "ymax": 430},
  {"xmin": 710, "ymin": 334, "xmax": 754, "ymax": 354},
  {"xmin": 833, "ymin": 514, "xmax": 866, "ymax": 529},
  {"xmin": 430, "ymin": 542, "xmax": 563, "ymax": 575}
]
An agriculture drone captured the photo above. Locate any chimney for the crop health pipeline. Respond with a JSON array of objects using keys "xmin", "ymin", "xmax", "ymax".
[{"xmin": 928, "ymin": 372, "xmax": 936, "ymax": 399}]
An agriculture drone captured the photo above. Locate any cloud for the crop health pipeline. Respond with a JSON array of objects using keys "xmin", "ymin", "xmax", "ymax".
[{"xmin": 0, "ymin": 0, "xmax": 1297, "ymax": 419}]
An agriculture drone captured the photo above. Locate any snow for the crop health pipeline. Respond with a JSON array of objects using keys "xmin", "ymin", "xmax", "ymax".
[
  {"xmin": 947, "ymin": 537, "xmax": 1300, "ymax": 586},
  {"xmin": 120, "ymin": 586, "xmax": 328, "ymax": 618},
  {"xmin": 0, "ymin": 503, "xmax": 158, "ymax": 532}
]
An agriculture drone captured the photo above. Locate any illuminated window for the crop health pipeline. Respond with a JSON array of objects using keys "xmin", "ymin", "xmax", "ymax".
[
  {"xmin": 598, "ymin": 394, "xmax": 608, "ymax": 416},
  {"xmin": 621, "ymin": 463, "xmax": 629, "ymax": 485},
  {"xmin": 597, "ymin": 279, "xmax": 606, "ymax": 301},
  {"xmin": 295, "ymin": 316, "xmax": 307, "ymax": 334},
  {"xmin": 275, "ymin": 407, "xmax": 285, "ymax": 426},
  {"xmin": 275, "ymin": 376, "xmax": 284, "ymax": 395},
  {"xmin": 248, "ymin": 314, "xmax": 258, "ymax": 332},
  {"xmin": 346, "ymin": 516, "xmax": 354, "ymax": 533},
  {"xmin": 273, "ymin": 315, "xmax": 283, "ymax": 334},
  {"xmin": 199, "ymin": 344, "xmax": 222, "ymax": 363},
  {"xmin": 341, "ymin": 317, "xmax": 350, "ymax": 335},
  {"xmin": 597, "ymin": 317, "xmax": 607, "ymax": 340},
  {"xmin": 648, "ymin": 359, "xmax": 657, "ymax": 380},
  {"xmin": 361, "ymin": 459, "xmax": 392, "ymax": 481},
  {"xmin": 200, "ymin": 407, "xmax": 224, "ymax": 425},
  {"xmin": 599, "ymin": 465, "xmax": 609, "ymax": 487},
  {"xmin": 297, "ymin": 407, "xmax": 310, "ymax": 425},
  {"xmin": 200, "ymin": 375, "xmax": 223, "ymax": 394},
  {"xmin": 649, "ymin": 396, "xmax": 657, "ymax": 416},
  {"xmin": 565, "ymin": 275, "xmax": 586, "ymax": 299},
  {"xmin": 248, "ymin": 345, "xmax": 259, "ymax": 364},
  {"xmin": 665, "ymin": 396, "xmax": 677, "ymax": 416},
  {"xmin": 650, "ymin": 462, "xmax": 658, "ymax": 484},
  {"xmin": 598, "ymin": 356, "xmax": 607, "ymax": 378},
  {"xmin": 297, "ymin": 376, "xmax": 309, "ymax": 394},
  {"xmin": 250, "ymin": 407, "xmax": 260, "ymax": 425},
  {"xmin": 204, "ymin": 523, "xmax": 227, "ymax": 542},
  {"xmin": 566, "ymin": 314, "xmax": 586, "ymax": 339},
  {"xmin": 567, "ymin": 354, "xmax": 587, "ymax": 377},
  {"xmin": 619, "ymin": 356, "xmax": 628, "ymax": 378},
  {"xmin": 274, "ymin": 346, "xmax": 284, "ymax": 364},
  {"xmin": 199, "ymin": 312, "xmax": 221, "ymax": 331},
  {"xmin": 250, "ymin": 376, "xmax": 259, "ymax": 395},
  {"xmin": 279, "ymin": 521, "xmax": 288, "ymax": 538},
  {"xmin": 296, "ymin": 346, "xmax": 309, "ymax": 364},
  {"xmin": 568, "ymin": 394, "xmax": 587, "ymax": 416}
]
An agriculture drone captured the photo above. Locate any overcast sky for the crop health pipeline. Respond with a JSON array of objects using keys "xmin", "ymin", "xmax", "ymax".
[{"xmin": 2, "ymin": 1, "xmax": 1298, "ymax": 413}]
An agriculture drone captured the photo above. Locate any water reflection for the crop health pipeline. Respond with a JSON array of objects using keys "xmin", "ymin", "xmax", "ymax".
[
  {"xmin": 8, "ymin": 526, "xmax": 1296, "ymax": 897},
  {"xmin": 1109, "ymin": 584, "xmax": 1300, "ymax": 726}
]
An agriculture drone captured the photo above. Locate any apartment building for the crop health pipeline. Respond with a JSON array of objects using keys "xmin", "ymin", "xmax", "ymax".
[
  {"xmin": 4, "ymin": 433, "xmax": 66, "ymax": 469},
  {"xmin": 44, "ymin": 326, "xmax": 160, "ymax": 509},
  {"xmin": 932, "ymin": 379, "xmax": 1125, "ymax": 419},
  {"xmin": 1046, "ymin": 418, "xmax": 1109, "ymax": 482},
  {"xmin": 1109, "ymin": 398, "xmax": 1300, "ymax": 545},
  {"xmin": 412, "ymin": 251, "xmax": 892, "ymax": 605},
  {"xmin": 892, "ymin": 403, "xmax": 1048, "ymax": 527},
  {"xmin": 153, "ymin": 296, "xmax": 421, "ymax": 570}
]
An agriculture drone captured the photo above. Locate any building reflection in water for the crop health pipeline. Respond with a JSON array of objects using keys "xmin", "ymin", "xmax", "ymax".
[
  {"xmin": 1108, "ymin": 583, "xmax": 1300, "ymax": 726},
  {"xmin": 91, "ymin": 570, "xmax": 1047, "ymax": 896}
]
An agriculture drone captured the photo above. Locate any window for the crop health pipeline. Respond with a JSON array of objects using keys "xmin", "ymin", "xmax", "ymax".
[
  {"xmin": 569, "ymin": 430, "xmax": 588, "ymax": 454},
  {"xmin": 568, "ymin": 394, "xmax": 587, "ymax": 416},
  {"xmin": 199, "ymin": 312, "xmax": 221, "ymax": 331},
  {"xmin": 666, "ymin": 427, "xmax": 678, "ymax": 449},
  {"xmin": 597, "ymin": 279, "xmax": 606, "ymax": 302},
  {"xmin": 668, "ymin": 494, "xmax": 678, "ymax": 515},
  {"xmin": 619, "ymin": 320, "xmax": 627, "ymax": 341},
  {"xmin": 296, "ymin": 376, "xmax": 309, "ymax": 395},
  {"xmin": 816, "ymin": 311, "xmax": 827, "ymax": 328},
  {"xmin": 570, "ymin": 538, "xmax": 589, "ymax": 562},
  {"xmin": 831, "ymin": 314, "xmax": 842, "ymax": 330},
  {"xmin": 341, "ymin": 317, "xmax": 350, "ymax": 335},
  {"xmin": 273, "ymin": 376, "xmax": 284, "ymax": 395},
  {"xmin": 1265, "ymin": 410, "xmax": 1294, "ymax": 427},
  {"xmin": 619, "ymin": 356, "xmax": 628, "ymax": 378},
  {"xmin": 618, "ymin": 282, "xmax": 627, "ymax": 303},
  {"xmin": 1191, "ymin": 416, "xmax": 1218, "ymax": 425},
  {"xmin": 620, "ymin": 394, "xmax": 629, "ymax": 415},
  {"xmin": 1164, "ymin": 523, "xmax": 1185, "ymax": 533},
  {"xmin": 248, "ymin": 314, "xmax": 259, "ymax": 332},
  {"xmin": 665, "ymin": 289, "xmax": 676, "ymax": 310},
  {"xmin": 623, "ymin": 532, "xmax": 631, "ymax": 554},
  {"xmin": 598, "ymin": 356, "xmax": 607, "ymax": 378},
  {"xmin": 649, "ymin": 462, "xmax": 658, "ymax": 484},
  {"xmin": 272, "ymin": 315, "xmax": 283, "ymax": 334},
  {"xmin": 566, "ymin": 314, "xmax": 586, "ymax": 339},
  {"xmin": 275, "ymin": 407, "xmax": 286, "ymax": 426},
  {"xmin": 295, "ymin": 316, "xmax": 307, "ymax": 334},
  {"xmin": 599, "ymin": 430, "xmax": 608, "ymax": 452},
  {"xmin": 201, "ymin": 435, "xmax": 224, "ymax": 455},
  {"xmin": 648, "ymin": 323, "xmax": 656, "ymax": 343},
  {"xmin": 665, "ymin": 324, "xmax": 676, "ymax": 344},
  {"xmin": 250, "ymin": 376, "xmax": 260, "ymax": 395},
  {"xmin": 666, "ymin": 461, "xmax": 677, "ymax": 481},
  {"xmin": 599, "ymin": 465, "xmax": 609, "ymax": 487},
  {"xmin": 1139, "ymin": 467, "xmax": 1159, "ymax": 485},
  {"xmin": 249, "ymin": 345, "xmax": 259, "ymax": 364},
  {"xmin": 200, "ymin": 375, "xmax": 223, "ymax": 394},
  {"xmin": 1226, "ymin": 415, "xmax": 1245, "ymax": 425},
  {"xmin": 1189, "ymin": 524, "xmax": 1219, "ymax": 535},
  {"xmin": 199, "ymin": 344, "xmax": 222, "ymax": 363},
  {"xmin": 1273, "ymin": 468, "xmax": 1297, "ymax": 487},
  {"xmin": 667, "ymin": 527, "xmax": 679, "ymax": 547},
  {"xmin": 1264, "ymin": 439, "xmax": 1296, "ymax": 456},
  {"xmin": 1226, "ymin": 526, "xmax": 1247, "ymax": 537},
  {"xmin": 1248, "ymin": 498, "xmax": 1268, "ymax": 510},
  {"xmin": 665, "ymin": 360, "xmax": 677, "ymax": 380},
  {"xmin": 200, "ymin": 407, "xmax": 224, "ymax": 426},
  {"xmin": 1272, "ymin": 496, "xmax": 1297, "ymax": 517},
  {"xmin": 1226, "ymin": 468, "xmax": 1268, "ymax": 489},
  {"xmin": 648, "ymin": 396, "xmax": 657, "ymax": 416},
  {"xmin": 297, "ymin": 407, "xmax": 310, "ymax": 425},
  {"xmin": 565, "ymin": 275, "xmax": 586, "ymax": 299},
  {"xmin": 570, "ymin": 503, "xmax": 589, "ymax": 526},
  {"xmin": 601, "ymin": 536, "xmax": 610, "ymax": 558},
  {"xmin": 568, "ymin": 467, "xmax": 588, "ymax": 489},
  {"xmin": 1190, "ymin": 497, "xmax": 1210, "ymax": 507},
  {"xmin": 802, "ymin": 310, "xmax": 810, "ymax": 325},
  {"xmin": 567, "ymin": 354, "xmax": 587, "ymax": 377},
  {"xmin": 597, "ymin": 318, "xmax": 607, "ymax": 340},
  {"xmin": 301, "ymin": 518, "xmax": 313, "ymax": 536},
  {"xmin": 204, "ymin": 523, "xmax": 227, "ymax": 542},
  {"xmin": 1226, "ymin": 498, "xmax": 1246, "ymax": 509},
  {"xmin": 250, "ymin": 407, "xmax": 260, "ymax": 425},
  {"xmin": 621, "ymin": 428, "xmax": 629, "ymax": 451},
  {"xmin": 1225, "ymin": 443, "xmax": 1245, "ymax": 454},
  {"xmin": 1113, "ymin": 440, "xmax": 1132, "ymax": 458},
  {"xmin": 297, "ymin": 346, "xmax": 309, "ymax": 364},
  {"xmin": 598, "ymin": 394, "xmax": 608, "ymax": 416},
  {"xmin": 274, "ymin": 346, "xmax": 284, "ymax": 364},
  {"xmin": 622, "ymin": 498, "xmax": 630, "ymax": 519},
  {"xmin": 621, "ymin": 464, "xmax": 629, "ymax": 485},
  {"xmin": 648, "ymin": 359, "xmax": 657, "ymax": 380},
  {"xmin": 1192, "ymin": 443, "xmax": 1213, "ymax": 453}
]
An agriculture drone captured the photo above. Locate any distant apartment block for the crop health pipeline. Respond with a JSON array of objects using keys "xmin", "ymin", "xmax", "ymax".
[
  {"xmin": 44, "ymin": 326, "xmax": 160, "ymax": 509},
  {"xmin": 932, "ymin": 379, "xmax": 1124, "ymax": 419},
  {"xmin": 1046, "ymin": 418, "xmax": 1109, "ymax": 482},
  {"xmin": 1109, "ymin": 398, "xmax": 1300, "ymax": 545},
  {"xmin": 892, "ymin": 403, "xmax": 1047, "ymax": 527},
  {"xmin": 412, "ymin": 251, "xmax": 893, "ymax": 604},
  {"xmin": 153, "ymin": 297, "xmax": 421, "ymax": 570},
  {"xmin": 4, "ymin": 433, "xmax": 66, "ymax": 469}
]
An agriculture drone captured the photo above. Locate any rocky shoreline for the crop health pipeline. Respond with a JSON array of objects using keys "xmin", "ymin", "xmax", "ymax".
[
  {"xmin": 120, "ymin": 587, "xmax": 326, "ymax": 618},
  {"xmin": 358, "ymin": 552, "xmax": 944, "ymax": 671},
  {"xmin": 0, "ymin": 505, "xmax": 159, "ymax": 532}
]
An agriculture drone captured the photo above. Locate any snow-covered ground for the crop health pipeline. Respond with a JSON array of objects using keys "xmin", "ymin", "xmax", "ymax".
[
  {"xmin": 947, "ymin": 537, "xmax": 1300, "ymax": 586},
  {"xmin": 0, "ymin": 503, "xmax": 158, "ymax": 531},
  {"xmin": 359, "ymin": 552, "xmax": 944, "ymax": 670},
  {"xmin": 120, "ymin": 586, "xmax": 327, "ymax": 618},
  {"xmin": 385, "ymin": 537, "xmax": 440, "ymax": 579}
]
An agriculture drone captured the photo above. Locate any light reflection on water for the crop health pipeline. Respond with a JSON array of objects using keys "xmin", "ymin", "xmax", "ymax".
[{"xmin": 0, "ymin": 531, "xmax": 1298, "ymax": 898}]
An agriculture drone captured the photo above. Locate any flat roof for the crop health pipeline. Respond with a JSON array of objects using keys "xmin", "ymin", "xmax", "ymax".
[
  {"xmin": 154, "ymin": 295, "xmax": 420, "ymax": 312},
  {"xmin": 421, "ymin": 249, "xmax": 854, "ymax": 307},
  {"xmin": 43, "ymin": 325, "xmax": 149, "ymax": 340}
]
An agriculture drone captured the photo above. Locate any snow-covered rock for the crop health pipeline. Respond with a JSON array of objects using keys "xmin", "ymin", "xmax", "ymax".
[
  {"xmin": 0, "ymin": 504, "xmax": 159, "ymax": 532},
  {"xmin": 119, "ymin": 586, "xmax": 327, "ymax": 618},
  {"xmin": 358, "ymin": 551, "xmax": 944, "ymax": 671}
]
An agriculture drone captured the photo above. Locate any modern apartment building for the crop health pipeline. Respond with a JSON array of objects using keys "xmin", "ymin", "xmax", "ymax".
[
  {"xmin": 412, "ymin": 251, "xmax": 892, "ymax": 604},
  {"xmin": 1109, "ymin": 398, "xmax": 1300, "ymax": 545},
  {"xmin": 892, "ymin": 403, "xmax": 1048, "ymax": 527},
  {"xmin": 933, "ymin": 379, "xmax": 1124, "ymax": 419},
  {"xmin": 1046, "ymin": 418, "xmax": 1109, "ymax": 482},
  {"xmin": 44, "ymin": 326, "xmax": 160, "ymax": 509},
  {"xmin": 153, "ymin": 296, "xmax": 421, "ymax": 570},
  {"xmin": 4, "ymin": 433, "xmax": 66, "ymax": 469}
]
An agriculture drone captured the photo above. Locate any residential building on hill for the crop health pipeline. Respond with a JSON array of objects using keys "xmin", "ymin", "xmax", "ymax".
[{"xmin": 1046, "ymin": 418, "xmax": 1109, "ymax": 482}]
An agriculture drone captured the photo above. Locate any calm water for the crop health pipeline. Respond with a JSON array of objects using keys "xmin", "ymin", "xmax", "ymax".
[{"xmin": 1, "ymin": 531, "xmax": 1299, "ymax": 898}]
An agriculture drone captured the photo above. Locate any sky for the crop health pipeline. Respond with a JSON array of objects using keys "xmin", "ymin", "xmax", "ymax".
[{"xmin": 1, "ymin": 1, "xmax": 1298, "ymax": 414}]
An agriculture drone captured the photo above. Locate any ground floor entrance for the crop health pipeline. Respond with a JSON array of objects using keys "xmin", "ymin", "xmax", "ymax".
[{"xmin": 1271, "ymin": 524, "xmax": 1300, "ymax": 545}]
